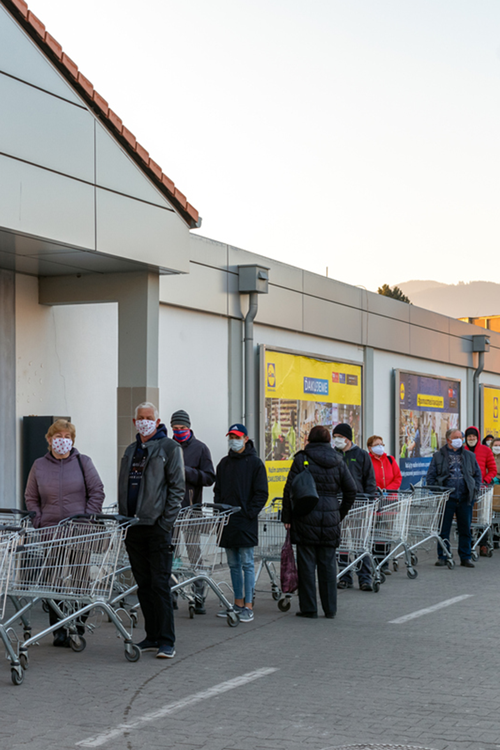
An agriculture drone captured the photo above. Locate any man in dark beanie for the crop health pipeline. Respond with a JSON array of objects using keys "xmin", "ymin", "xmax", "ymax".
[
  {"xmin": 333, "ymin": 423, "xmax": 376, "ymax": 591},
  {"xmin": 170, "ymin": 410, "xmax": 216, "ymax": 614}
]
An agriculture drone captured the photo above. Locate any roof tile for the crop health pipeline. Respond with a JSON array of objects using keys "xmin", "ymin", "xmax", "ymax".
[
  {"xmin": 92, "ymin": 91, "xmax": 109, "ymax": 116},
  {"xmin": 107, "ymin": 109, "xmax": 123, "ymax": 131},
  {"xmin": 186, "ymin": 203, "xmax": 199, "ymax": 223},
  {"xmin": 10, "ymin": 0, "xmax": 27, "ymax": 18},
  {"xmin": 148, "ymin": 159, "xmax": 162, "ymax": 180},
  {"xmin": 61, "ymin": 52, "xmax": 78, "ymax": 79},
  {"xmin": 121, "ymin": 126, "xmax": 136, "ymax": 149},
  {"xmin": 77, "ymin": 72, "xmax": 94, "ymax": 98},
  {"xmin": 27, "ymin": 9, "xmax": 44, "ymax": 37},
  {"xmin": 44, "ymin": 32, "xmax": 62, "ymax": 59},
  {"xmin": 174, "ymin": 187, "xmax": 187, "ymax": 210},
  {"xmin": 135, "ymin": 143, "xmax": 149, "ymax": 163},
  {"xmin": 161, "ymin": 173, "xmax": 175, "ymax": 193}
]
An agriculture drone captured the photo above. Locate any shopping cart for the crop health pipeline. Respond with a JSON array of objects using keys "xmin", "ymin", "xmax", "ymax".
[
  {"xmin": 254, "ymin": 499, "xmax": 289, "ymax": 611},
  {"xmin": 337, "ymin": 497, "xmax": 380, "ymax": 591},
  {"xmin": 2, "ymin": 514, "xmax": 141, "ymax": 685},
  {"xmin": 372, "ymin": 492, "xmax": 416, "ymax": 581},
  {"xmin": 397, "ymin": 486, "xmax": 454, "ymax": 569},
  {"xmin": 471, "ymin": 485, "xmax": 494, "ymax": 560}
]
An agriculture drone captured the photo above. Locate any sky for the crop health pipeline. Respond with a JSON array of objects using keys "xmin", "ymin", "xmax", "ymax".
[{"xmin": 28, "ymin": 0, "xmax": 500, "ymax": 290}]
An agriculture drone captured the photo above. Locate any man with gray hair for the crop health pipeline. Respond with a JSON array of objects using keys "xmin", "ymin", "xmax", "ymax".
[
  {"xmin": 426, "ymin": 427, "xmax": 481, "ymax": 567},
  {"xmin": 118, "ymin": 402, "xmax": 185, "ymax": 659}
]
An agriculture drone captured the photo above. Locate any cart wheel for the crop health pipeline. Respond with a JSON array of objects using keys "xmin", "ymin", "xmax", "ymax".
[
  {"xmin": 446, "ymin": 558, "xmax": 455, "ymax": 569},
  {"xmin": 188, "ymin": 605, "xmax": 195, "ymax": 619},
  {"xmin": 278, "ymin": 598, "xmax": 291, "ymax": 612},
  {"xmin": 23, "ymin": 630, "xmax": 31, "ymax": 641},
  {"xmin": 393, "ymin": 560, "xmax": 399, "ymax": 572},
  {"xmin": 271, "ymin": 589, "xmax": 281, "ymax": 601},
  {"xmin": 471, "ymin": 550, "xmax": 479, "ymax": 562},
  {"xmin": 372, "ymin": 581, "xmax": 380, "ymax": 593},
  {"xmin": 69, "ymin": 636, "xmax": 86, "ymax": 653},
  {"xmin": 124, "ymin": 644, "xmax": 141, "ymax": 662},
  {"xmin": 42, "ymin": 601, "xmax": 50, "ymax": 614},
  {"xmin": 11, "ymin": 668, "xmax": 23, "ymax": 686},
  {"xmin": 407, "ymin": 568, "xmax": 418, "ymax": 580},
  {"xmin": 488, "ymin": 548, "xmax": 494, "ymax": 558},
  {"xmin": 227, "ymin": 612, "xmax": 239, "ymax": 627},
  {"xmin": 411, "ymin": 553, "xmax": 418, "ymax": 566},
  {"xmin": 19, "ymin": 653, "xmax": 28, "ymax": 671},
  {"xmin": 379, "ymin": 571, "xmax": 386, "ymax": 585}
]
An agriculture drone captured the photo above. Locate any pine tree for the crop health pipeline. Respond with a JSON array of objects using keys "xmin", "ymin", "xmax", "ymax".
[{"xmin": 377, "ymin": 284, "xmax": 411, "ymax": 304}]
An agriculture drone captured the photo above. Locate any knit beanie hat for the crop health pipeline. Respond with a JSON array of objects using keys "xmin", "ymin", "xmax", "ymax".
[
  {"xmin": 333, "ymin": 423, "xmax": 353, "ymax": 441},
  {"xmin": 170, "ymin": 410, "xmax": 191, "ymax": 428}
]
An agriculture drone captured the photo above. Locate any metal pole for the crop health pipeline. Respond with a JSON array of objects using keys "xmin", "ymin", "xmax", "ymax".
[
  {"xmin": 473, "ymin": 351, "xmax": 484, "ymax": 427},
  {"xmin": 244, "ymin": 292, "xmax": 259, "ymax": 439}
]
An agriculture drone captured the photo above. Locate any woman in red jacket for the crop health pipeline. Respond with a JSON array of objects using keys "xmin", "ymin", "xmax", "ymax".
[
  {"xmin": 367, "ymin": 435, "xmax": 402, "ymax": 491},
  {"xmin": 464, "ymin": 426, "xmax": 496, "ymax": 484}
]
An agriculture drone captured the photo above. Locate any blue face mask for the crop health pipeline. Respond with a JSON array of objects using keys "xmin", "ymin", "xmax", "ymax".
[
  {"xmin": 173, "ymin": 428, "xmax": 191, "ymax": 443},
  {"xmin": 228, "ymin": 438, "xmax": 245, "ymax": 452}
]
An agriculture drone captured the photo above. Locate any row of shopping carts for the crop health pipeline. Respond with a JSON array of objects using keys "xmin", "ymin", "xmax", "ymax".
[
  {"xmin": 0, "ymin": 503, "xmax": 240, "ymax": 686},
  {"xmin": 255, "ymin": 484, "xmax": 495, "ymax": 608}
]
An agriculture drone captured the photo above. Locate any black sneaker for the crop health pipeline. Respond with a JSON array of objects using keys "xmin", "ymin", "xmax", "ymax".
[
  {"xmin": 295, "ymin": 611, "xmax": 318, "ymax": 619},
  {"xmin": 156, "ymin": 644, "xmax": 176, "ymax": 659},
  {"xmin": 460, "ymin": 559, "xmax": 475, "ymax": 568},
  {"xmin": 359, "ymin": 582, "xmax": 373, "ymax": 591},
  {"xmin": 435, "ymin": 559, "xmax": 447, "ymax": 566},
  {"xmin": 136, "ymin": 639, "xmax": 158, "ymax": 652}
]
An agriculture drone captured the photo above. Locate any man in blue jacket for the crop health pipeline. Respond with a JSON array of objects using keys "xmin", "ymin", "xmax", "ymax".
[
  {"xmin": 214, "ymin": 423, "xmax": 268, "ymax": 622},
  {"xmin": 170, "ymin": 409, "xmax": 215, "ymax": 614}
]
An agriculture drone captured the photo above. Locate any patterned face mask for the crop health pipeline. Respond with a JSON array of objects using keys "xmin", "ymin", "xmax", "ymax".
[
  {"xmin": 52, "ymin": 437, "xmax": 73, "ymax": 455},
  {"xmin": 135, "ymin": 419, "xmax": 157, "ymax": 437}
]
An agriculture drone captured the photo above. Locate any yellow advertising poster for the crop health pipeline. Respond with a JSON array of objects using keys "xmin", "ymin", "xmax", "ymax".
[
  {"xmin": 483, "ymin": 385, "xmax": 500, "ymax": 438},
  {"xmin": 264, "ymin": 349, "xmax": 362, "ymax": 503}
]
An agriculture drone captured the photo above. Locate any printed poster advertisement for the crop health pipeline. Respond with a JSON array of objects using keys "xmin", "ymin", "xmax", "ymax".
[
  {"xmin": 264, "ymin": 349, "xmax": 362, "ymax": 503},
  {"xmin": 397, "ymin": 370, "xmax": 460, "ymax": 490},
  {"xmin": 482, "ymin": 385, "xmax": 500, "ymax": 438}
]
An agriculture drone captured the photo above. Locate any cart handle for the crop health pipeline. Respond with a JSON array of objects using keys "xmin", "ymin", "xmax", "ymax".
[
  {"xmin": 187, "ymin": 503, "xmax": 241, "ymax": 513},
  {"xmin": 61, "ymin": 513, "xmax": 140, "ymax": 525},
  {"xmin": 0, "ymin": 508, "xmax": 35, "ymax": 518}
]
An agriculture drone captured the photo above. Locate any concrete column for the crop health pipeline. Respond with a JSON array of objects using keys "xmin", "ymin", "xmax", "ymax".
[
  {"xmin": 363, "ymin": 346, "xmax": 375, "ymax": 449},
  {"xmin": 0, "ymin": 270, "xmax": 16, "ymax": 503},
  {"xmin": 39, "ymin": 271, "xmax": 160, "ymax": 461},
  {"xmin": 228, "ymin": 317, "xmax": 244, "ymax": 425}
]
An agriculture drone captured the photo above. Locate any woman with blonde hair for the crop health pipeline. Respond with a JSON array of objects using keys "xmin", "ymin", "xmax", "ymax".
[{"xmin": 25, "ymin": 419, "xmax": 105, "ymax": 645}]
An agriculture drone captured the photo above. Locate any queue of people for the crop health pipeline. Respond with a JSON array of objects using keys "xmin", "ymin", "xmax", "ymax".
[{"xmin": 24, "ymin": 407, "xmax": 500, "ymax": 657}]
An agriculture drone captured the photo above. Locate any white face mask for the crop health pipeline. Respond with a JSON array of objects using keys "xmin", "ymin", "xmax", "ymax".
[
  {"xmin": 333, "ymin": 437, "xmax": 347, "ymax": 449},
  {"xmin": 52, "ymin": 437, "xmax": 73, "ymax": 455},
  {"xmin": 136, "ymin": 419, "xmax": 157, "ymax": 437},
  {"xmin": 466, "ymin": 437, "xmax": 477, "ymax": 447},
  {"xmin": 492, "ymin": 446, "xmax": 500, "ymax": 455},
  {"xmin": 371, "ymin": 445, "xmax": 385, "ymax": 456},
  {"xmin": 228, "ymin": 438, "xmax": 245, "ymax": 452},
  {"xmin": 450, "ymin": 438, "xmax": 463, "ymax": 450}
]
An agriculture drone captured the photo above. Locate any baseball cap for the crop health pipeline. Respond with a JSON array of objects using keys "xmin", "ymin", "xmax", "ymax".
[{"xmin": 226, "ymin": 423, "xmax": 248, "ymax": 437}]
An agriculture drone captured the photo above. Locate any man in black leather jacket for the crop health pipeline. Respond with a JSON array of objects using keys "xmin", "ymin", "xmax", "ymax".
[{"xmin": 118, "ymin": 402, "xmax": 185, "ymax": 659}]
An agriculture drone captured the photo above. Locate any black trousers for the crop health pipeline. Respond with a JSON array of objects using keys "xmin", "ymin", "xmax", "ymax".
[
  {"xmin": 125, "ymin": 524, "xmax": 175, "ymax": 647},
  {"xmin": 296, "ymin": 544, "xmax": 337, "ymax": 617}
]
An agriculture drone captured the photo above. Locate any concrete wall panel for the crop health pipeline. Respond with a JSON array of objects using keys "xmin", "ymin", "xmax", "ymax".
[
  {"xmin": 160, "ymin": 262, "xmax": 227, "ymax": 315},
  {"xmin": 258, "ymin": 285, "xmax": 303, "ymax": 331},
  {"xmin": 366, "ymin": 291, "xmax": 411, "ymax": 323},
  {"xmin": 0, "ymin": 75, "xmax": 94, "ymax": 181},
  {"xmin": 0, "ymin": 156, "xmax": 95, "ymax": 249},
  {"xmin": 409, "ymin": 305, "xmax": 449, "ymax": 334},
  {"xmin": 227, "ymin": 244, "xmax": 303, "ymax": 293},
  {"xmin": 0, "ymin": 269, "xmax": 16, "ymax": 503},
  {"xmin": 303, "ymin": 272, "xmax": 363, "ymax": 309},
  {"xmin": 255, "ymin": 323, "xmax": 364, "ymax": 364},
  {"xmin": 409, "ymin": 327, "xmax": 450, "ymax": 363},
  {"xmin": 366, "ymin": 313, "xmax": 410, "ymax": 353},
  {"xmin": 303, "ymin": 295, "xmax": 363, "ymax": 344},
  {"xmin": 190, "ymin": 235, "xmax": 228, "ymax": 269}
]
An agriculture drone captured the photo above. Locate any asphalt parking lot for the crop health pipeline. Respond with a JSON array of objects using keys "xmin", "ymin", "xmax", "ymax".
[{"xmin": 0, "ymin": 543, "xmax": 498, "ymax": 750}]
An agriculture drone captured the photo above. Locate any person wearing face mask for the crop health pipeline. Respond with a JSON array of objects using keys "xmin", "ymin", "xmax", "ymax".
[
  {"xmin": 118, "ymin": 402, "xmax": 185, "ymax": 659},
  {"xmin": 490, "ymin": 438, "xmax": 500, "ymax": 481},
  {"xmin": 169, "ymin": 409, "xmax": 215, "ymax": 614},
  {"xmin": 426, "ymin": 427, "xmax": 482, "ymax": 567},
  {"xmin": 25, "ymin": 419, "xmax": 105, "ymax": 646},
  {"xmin": 367, "ymin": 435, "xmax": 402, "ymax": 492},
  {"xmin": 482, "ymin": 434, "xmax": 494, "ymax": 448},
  {"xmin": 463, "ymin": 426, "xmax": 496, "ymax": 485},
  {"xmin": 333, "ymin": 424, "xmax": 377, "ymax": 591},
  {"xmin": 214, "ymin": 424, "xmax": 268, "ymax": 623}
]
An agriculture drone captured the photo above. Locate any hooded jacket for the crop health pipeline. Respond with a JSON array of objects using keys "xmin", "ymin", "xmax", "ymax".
[
  {"xmin": 25, "ymin": 449, "xmax": 104, "ymax": 528},
  {"xmin": 282, "ymin": 442, "xmax": 357, "ymax": 547},
  {"xmin": 175, "ymin": 431, "xmax": 216, "ymax": 507},
  {"xmin": 426, "ymin": 443, "xmax": 481, "ymax": 504},
  {"xmin": 369, "ymin": 452, "xmax": 402, "ymax": 491},
  {"xmin": 464, "ymin": 426, "xmax": 496, "ymax": 484},
  {"xmin": 214, "ymin": 440, "xmax": 268, "ymax": 548},
  {"xmin": 118, "ymin": 426, "xmax": 185, "ymax": 531}
]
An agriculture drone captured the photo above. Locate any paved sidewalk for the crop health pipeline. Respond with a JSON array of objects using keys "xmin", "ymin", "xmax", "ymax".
[{"xmin": 0, "ymin": 545, "xmax": 499, "ymax": 750}]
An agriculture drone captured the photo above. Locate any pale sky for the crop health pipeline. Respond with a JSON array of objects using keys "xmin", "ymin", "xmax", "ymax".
[{"xmin": 29, "ymin": 0, "xmax": 500, "ymax": 290}]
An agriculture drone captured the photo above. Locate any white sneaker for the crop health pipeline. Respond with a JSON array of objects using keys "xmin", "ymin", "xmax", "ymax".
[{"xmin": 238, "ymin": 607, "xmax": 254, "ymax": 623}]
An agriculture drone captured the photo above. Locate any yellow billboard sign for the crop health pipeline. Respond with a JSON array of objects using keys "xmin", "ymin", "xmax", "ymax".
[
  {"xmin": 483, "ymin": 385, "xmax": 500, "ymax": 438},
  {"xmin": 263, "ymin": 349, "xmax": 363, "ymax": 503},
  {"xmin": 417, "ymin": 394, "xmax": 444, "ymax": 409}
]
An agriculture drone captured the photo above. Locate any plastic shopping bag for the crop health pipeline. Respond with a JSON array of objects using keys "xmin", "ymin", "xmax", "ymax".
[{"xmin": 280, "ymin": 529, "xmax": 298, "ymax": 594}]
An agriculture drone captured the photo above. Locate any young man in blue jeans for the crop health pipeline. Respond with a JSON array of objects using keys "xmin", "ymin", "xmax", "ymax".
[{"xmin": 214, "ymin": 423, "xmax": 268, "ymax": 622}]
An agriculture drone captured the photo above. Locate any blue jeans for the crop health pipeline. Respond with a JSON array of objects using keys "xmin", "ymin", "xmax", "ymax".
[
  {"xmin": 438, "ymin": 498, "xmax": 472, "ymax": 561},
  {"xmin": 225, "ymin": 547, "xmax": 255, "ymax": 603}
]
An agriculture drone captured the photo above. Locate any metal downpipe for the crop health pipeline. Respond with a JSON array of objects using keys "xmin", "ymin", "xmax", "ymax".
[
  {"xmin": 244, "ymin": 292, "xmax": 259, "ymax": 440},
  {"xmin": 473, "ymin": 351, "xmax": 484, "ymax": 427}
]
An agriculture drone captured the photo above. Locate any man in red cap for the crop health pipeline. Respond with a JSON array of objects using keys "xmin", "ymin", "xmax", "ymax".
[{"xmin": 214, "ymin": 423, "xmax": 268, "ymax": 622}]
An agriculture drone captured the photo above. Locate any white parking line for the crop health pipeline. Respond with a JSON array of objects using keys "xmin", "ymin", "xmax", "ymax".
[
  {"xmin": 76, "ymin": 666, "xmax": 279, "ymax": 748},
  {"xmin": 388, "ymin": 594, "xmax": 473, "ymax": 624}
]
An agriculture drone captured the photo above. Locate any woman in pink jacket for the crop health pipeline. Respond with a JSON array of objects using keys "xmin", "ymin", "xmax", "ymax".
[{"xmin": 25, "ymin": 419, "xmax": 105, "ymax": 646}]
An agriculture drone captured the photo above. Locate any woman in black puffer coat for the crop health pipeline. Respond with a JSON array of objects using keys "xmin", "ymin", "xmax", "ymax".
[{"xmin": 282, "ymin": 426, "xmax": 357, "ymax": 619}]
